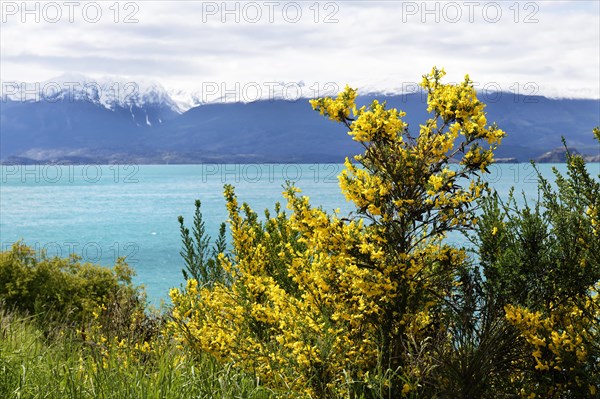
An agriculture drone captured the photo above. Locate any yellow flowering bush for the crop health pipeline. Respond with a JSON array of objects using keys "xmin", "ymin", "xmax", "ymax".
[
  {"xmin": 170, "ymin": 68, "xmax": 507, "ymax": 398},
  {"xmin": 505, "ymin": 290, "xmax": 599, "ymax": 397}
]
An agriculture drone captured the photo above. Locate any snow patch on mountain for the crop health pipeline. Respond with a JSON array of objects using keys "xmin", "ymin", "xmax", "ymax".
[
  {"xmin": 3, "ymin": 73, "xmax": 600, "ymax": 117},
  {"xmin": 1, "ymin": 73, "xmax": 182, "ymax": 114},
  {"xmin": 167, "ymin": 88, "xmax": 204, "ymax": 112},
  {"xmin": 2, "ymin": 74, "xmax": 428, "ymax": 114}
]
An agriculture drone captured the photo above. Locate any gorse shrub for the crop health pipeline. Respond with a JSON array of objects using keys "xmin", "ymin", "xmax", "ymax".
[
  {"xmin": 170, "ymin": 72, "xmax": 599, "ymax": 398},
  {"xmin": 169, "ymin": 67, "xmax": 508, "ymax": 398}
]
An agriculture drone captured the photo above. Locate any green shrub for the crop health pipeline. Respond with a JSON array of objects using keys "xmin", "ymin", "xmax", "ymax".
[
  {"xmin": 472, "ymin": 133, "xmax": 600, "ymax": 397},
  {"xmin": 0, "ymin": 241, "xmax": 139, "ymax": 327}
]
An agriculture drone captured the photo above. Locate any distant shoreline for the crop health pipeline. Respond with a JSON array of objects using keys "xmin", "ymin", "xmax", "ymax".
[{"xmin": 2, "ymin": 159, "xmax": 599, "ymax": 166}]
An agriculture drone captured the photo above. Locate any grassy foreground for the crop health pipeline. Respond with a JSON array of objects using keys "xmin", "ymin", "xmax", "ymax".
[{"xmin": 0, "ymin": 307, "xmax": 274, "ymax": 399}]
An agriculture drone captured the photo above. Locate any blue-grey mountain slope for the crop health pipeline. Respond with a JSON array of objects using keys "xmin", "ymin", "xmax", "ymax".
[{"xmin": 1, "ymin": 85, "xmax": 598, "ymax": 163}]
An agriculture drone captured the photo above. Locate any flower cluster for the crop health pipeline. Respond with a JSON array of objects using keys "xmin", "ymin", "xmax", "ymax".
[
  {"xmin": 309, "ymin": 84, "xmax": 357, "ymax": 123},
  {"xmin": 505, "ymin": 287, "xmax": 600, "ymax": 397}
]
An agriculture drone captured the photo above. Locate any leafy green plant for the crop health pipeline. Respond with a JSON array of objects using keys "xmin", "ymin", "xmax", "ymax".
[
  {"xmin": 178, "ymin": 200, "xmax": 228, "ymax": 287},
  {"xmin": 473, "ymin": 130, "xmax": 600, "ymax": 397},
  {"xmin": 0, "ymin": 242, "xmax": 139, "ymax": 328}
]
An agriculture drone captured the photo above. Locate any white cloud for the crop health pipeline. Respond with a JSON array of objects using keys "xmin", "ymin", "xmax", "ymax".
[{"xmin": 1, "ymin": 0, "xmax": 598, "ymax": 98}]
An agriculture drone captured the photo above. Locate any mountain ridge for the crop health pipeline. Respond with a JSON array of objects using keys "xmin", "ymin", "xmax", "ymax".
[{"xmin": 1, "ymin": 76, "xmax": 599, "ymax": 164}]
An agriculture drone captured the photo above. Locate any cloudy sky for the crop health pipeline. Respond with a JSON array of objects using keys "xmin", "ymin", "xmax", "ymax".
[{"xmin": 1, "ymin": 0, "xmax": 599, "ymax": 99}]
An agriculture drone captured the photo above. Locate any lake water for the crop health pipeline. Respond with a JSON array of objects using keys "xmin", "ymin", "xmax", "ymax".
[{"xmin": 1, "ymin": 163, "xmax": 598, "ymax": 304}]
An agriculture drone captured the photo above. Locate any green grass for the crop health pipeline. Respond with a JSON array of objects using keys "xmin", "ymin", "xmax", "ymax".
[{"xmin": 0, "ymin": 307, "xmax": 275, "ymax": 399}]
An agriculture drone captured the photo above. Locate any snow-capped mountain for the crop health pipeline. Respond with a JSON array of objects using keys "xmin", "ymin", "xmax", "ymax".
[
  {"xmin": 2, "ymin": 74, "xmax": 323, "ymax": 113},
  {"xmin": 1, "ymin": 75, "xmax": 419, "ymax": 113},
  {"xmin": 1, "ymin": 74, "xmax": 182, "ymax": 120},
  {"xmin": 167, "ymin": 80, "xmax": 348, "ymax": 111},
  {"xmin": 1, "ymin": 74, "xmax": 599, "ymax": 164}
]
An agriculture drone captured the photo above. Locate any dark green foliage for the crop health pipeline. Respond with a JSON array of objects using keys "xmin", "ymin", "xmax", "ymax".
[
  {"xmin": 178, "ymin": 200, "xmax": 228, "ymax": 286},
  {"xmin": 427, "ymin": 266, "xmax": 525, "ymax": 398},
  {"xmin": 464, "ymin": 134, "xmax": 600, "ymax": 397},
  {"xmin": 474, "ymin": 150, "xmax": 600, "ymax": 311},
  {"xmin": 474, "ymin": 190, "xmax": 555, "ymax": 308},
  {"xmin": 537, "ymin": 143, "xmax": 600, "ymax": 300}
]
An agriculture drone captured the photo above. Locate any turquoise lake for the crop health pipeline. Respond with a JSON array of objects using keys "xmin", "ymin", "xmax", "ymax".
[{"xmin": 1, "ymin": 163, "xmax": 598, "ymax": 304}]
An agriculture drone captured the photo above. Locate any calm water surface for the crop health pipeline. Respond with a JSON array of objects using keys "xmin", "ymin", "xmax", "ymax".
[{"xmin": 1, "ymin": 163, "xmax": 598, "ymax": 303}]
